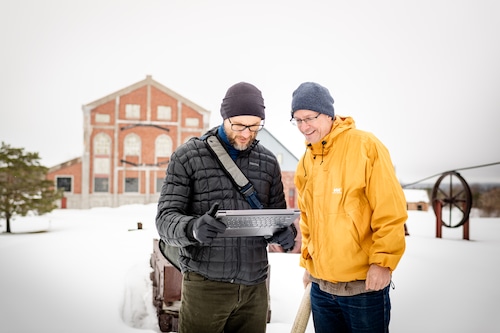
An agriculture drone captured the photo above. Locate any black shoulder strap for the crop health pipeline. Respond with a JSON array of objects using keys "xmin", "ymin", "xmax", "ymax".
[{"xmin": 205, "ymin": 135, "xmax": 263, "ymax": 209}]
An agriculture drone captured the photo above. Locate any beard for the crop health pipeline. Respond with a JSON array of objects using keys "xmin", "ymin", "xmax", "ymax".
[{"xmin": 227, "ymin": 131, "xmax": 257, "ymax": 151}]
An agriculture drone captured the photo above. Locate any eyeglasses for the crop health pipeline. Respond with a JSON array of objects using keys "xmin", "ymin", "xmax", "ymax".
[
  {"xmin": 290, "ymin": 113, "xmax": 321, "ymax": 126},
  {"xmin": 228, "ymin": 118, "xmax": 264, "ymax": 132}
]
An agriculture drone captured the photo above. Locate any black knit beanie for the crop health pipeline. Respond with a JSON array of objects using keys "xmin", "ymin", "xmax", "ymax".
[
  {"xmin": 291, "ymin": 82, "xmax": 334, "ymax": 118},
  {"xmin": 220, "ymin": 82, "xmax": 266, "ymax": 120}
]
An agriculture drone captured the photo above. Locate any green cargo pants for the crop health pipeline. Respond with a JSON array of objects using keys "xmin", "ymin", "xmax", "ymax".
[{"xmin": 179, "ymin": 272, "xmax": 268, "ymax": 333}]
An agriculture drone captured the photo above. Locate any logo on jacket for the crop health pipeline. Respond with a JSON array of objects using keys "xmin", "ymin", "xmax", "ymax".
[{"xmin": 333, "ymin": 187, "xmax": 342, "ymax": 195}]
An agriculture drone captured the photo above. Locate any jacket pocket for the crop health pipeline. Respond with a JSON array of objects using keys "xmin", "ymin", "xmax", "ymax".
[{"xmin": 347, "ymin": 202, "xmax": 372, "ymax": 257}]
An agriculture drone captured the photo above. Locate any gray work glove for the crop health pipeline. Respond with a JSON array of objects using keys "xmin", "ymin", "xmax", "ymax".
[
  {"xmin": 267, "ymin": 224, "xmax": 297, "ymax": 252},
  {"xmin": 188, "ymin": 203, "xmax": 226, "ymax": 244}
]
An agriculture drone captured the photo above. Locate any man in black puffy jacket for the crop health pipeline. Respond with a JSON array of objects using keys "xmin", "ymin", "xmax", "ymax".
[{"xmin": 156, "ymin": 82, "xmax": 296, "ymax": 333}]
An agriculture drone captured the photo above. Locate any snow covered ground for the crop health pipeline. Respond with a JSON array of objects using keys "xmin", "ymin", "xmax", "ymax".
[{"xmin": 1, "ymin": 204, "xmax": 499, "ymax": 332}]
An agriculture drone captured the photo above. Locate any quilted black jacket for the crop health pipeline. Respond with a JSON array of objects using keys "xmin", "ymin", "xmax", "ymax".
[{"xmin": 156, "ymin": 127, "xmax": 286, "ymax": 285}]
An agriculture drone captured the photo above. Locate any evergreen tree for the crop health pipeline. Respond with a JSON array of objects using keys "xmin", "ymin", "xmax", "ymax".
[{"xmin": 0, "ymin": 142, "xmax": 62, "ymax": 233}]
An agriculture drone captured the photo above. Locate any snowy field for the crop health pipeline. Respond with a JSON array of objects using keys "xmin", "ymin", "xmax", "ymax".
[{"xmin": 1, "ymin": 204, "xmax": 499, "ymax": 333}]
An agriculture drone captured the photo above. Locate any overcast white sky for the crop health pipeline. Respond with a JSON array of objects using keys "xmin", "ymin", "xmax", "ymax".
[{"xmin": 1, "ymin": 0, "xmax": 499, "ymax": 184}]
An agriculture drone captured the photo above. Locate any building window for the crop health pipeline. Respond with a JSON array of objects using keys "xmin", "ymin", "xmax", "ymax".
[
  {"xmin": 94, "ymin": 133, "xmax": 111, "ymax": 155},
  {"xmin": 94, "ymin": 157, "xmax": 110, "ymax": 174},
  {"xmin": 56, "ymin": 177, "xmax": 72, "ymax": 192},
  {"xmin": 155, "ymin": 134, "xmax": 172, "ymax": 157},
  {"xmin": 94, "ymin": 177, "xmax": 109, "ymax": 192},
  {"xmin": 125, "ymin": 177, "xmax": 139, "ymax": 192},
  {"xmin": 95, "ymin": 113, "xmax": 110, "ymax": 123},
  {"xmin": 124, "ymin": 134, "xmax": 141, "ymax": 156},
  {"xmin": 125, "ymin": 104, "xmax": 140, "ymax": 119},
  {"xmin": 93, "ymin": 133, "xmax": 111, "ymax": 193},
  {"xmin": 157, "ymin": 105, "xmax": 172, "ymax": 120},
  {"xmin": 185, "ymin": 117, "xmax": 199, "ymax": 127},
  {"xmin": 156, "ymin": 177, "xmax": 164, "ymax": 193}
]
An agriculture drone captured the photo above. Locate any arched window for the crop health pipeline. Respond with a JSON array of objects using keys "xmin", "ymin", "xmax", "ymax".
[
  {"xmin": 155, "ymin": 134, "xmax": 173, "ymax": 157},
  {"xmin": 93, "ymin": 133, "xmax": 111, "ymax": 192},
  {"xmin": 94, "ymin": 133, "xmax": 111, "ymax": 155},
  {"xmin": 124, "ymin": 133, "xmax": 141, "ymax": 156}
]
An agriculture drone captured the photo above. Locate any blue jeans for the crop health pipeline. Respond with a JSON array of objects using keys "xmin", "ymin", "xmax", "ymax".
[{"xmin": 310, "ymin": 282, "xmax": 391, "ymax": 333}]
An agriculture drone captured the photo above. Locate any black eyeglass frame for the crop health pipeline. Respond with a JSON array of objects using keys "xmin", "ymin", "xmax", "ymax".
[
  {"xmin": 290, "ymin": 112, "xmax": 321, "ymax": 126},
  {"xmin": 228, "ymin": 118, "xmax": 265, "ymax": 132}
]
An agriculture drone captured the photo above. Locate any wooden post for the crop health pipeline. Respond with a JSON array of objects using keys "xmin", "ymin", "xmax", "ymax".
[
  {"xmin": 462, "ymin": 202, "xmax": 470, "ymax": 240},
  {"xmin": 463, "ymin": 219, "xmax": 470, "ymax": 240},
  {"xmin": 435, "ymin": 200, "xmax": 442, "ymax": 238}
]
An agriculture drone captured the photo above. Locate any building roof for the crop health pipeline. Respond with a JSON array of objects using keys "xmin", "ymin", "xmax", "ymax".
[
  {"xmin": 82, "ymin": 75, "xmax": 210, "ymax": 119},
  {"xmin": 48, "ymin": 157, "xmax": 82, "ymax": 172}
]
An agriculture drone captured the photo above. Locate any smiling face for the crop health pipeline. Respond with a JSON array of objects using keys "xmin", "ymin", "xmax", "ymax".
[
  {"xmin": 223, "ymin": 115, "xmax": 263, "ymax": 150},
  {"xmin": 292, "ymin": 110, "xmax": 334, "ymax": 144}
]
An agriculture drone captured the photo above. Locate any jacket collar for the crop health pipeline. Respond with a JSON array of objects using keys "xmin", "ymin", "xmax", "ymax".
[
  {"xmin": 306, "ymin": 116, "xmax": 355, "ymax": 157},
  {"xmin": 203, "ymin": 125, "xmax": 258, "ymax": 159}
]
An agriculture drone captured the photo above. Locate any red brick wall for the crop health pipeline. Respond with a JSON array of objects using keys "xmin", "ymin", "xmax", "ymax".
[{"xmin": 46, "ymin": 159, "xmax": 83, "ymax": 194}]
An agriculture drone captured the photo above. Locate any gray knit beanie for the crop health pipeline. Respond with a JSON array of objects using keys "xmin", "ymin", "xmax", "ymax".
[
  {"xmin": 291, "ymin": 82, "xmax": 334, "ymax": 118},
  {"xmin": 220, "ymin": 82, "xmax": 266, "ymax": 120}
]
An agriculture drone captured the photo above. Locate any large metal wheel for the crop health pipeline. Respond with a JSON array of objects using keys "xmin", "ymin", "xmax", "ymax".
[{"xmin": 431, "ymin": 171, "xmax": 472, "ymax": 228}]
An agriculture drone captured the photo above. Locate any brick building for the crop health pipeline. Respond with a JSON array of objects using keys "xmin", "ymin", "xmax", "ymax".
[{"xmin": 47, "ymin": 76, "xmax": 299, "ymax": 209}]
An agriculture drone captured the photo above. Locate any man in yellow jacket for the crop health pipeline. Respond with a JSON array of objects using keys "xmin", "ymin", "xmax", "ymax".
[{"xmin": 290, "ymin": 82, "xmax": 407, "ymax": 333}]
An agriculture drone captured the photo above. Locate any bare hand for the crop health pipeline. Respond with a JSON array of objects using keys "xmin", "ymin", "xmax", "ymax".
[{"xmin": 365, "ymin": 264, "xmax": 391, "ymax": 291}]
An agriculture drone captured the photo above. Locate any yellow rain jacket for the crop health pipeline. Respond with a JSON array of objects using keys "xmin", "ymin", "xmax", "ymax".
[{"xmin": 294, "ymin": 116, "xmax": 407, "ymax": 283}]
